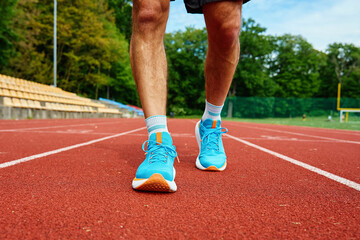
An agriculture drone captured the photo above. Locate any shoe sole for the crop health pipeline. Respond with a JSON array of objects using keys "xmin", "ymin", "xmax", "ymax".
[
  {"xmin": 132, "ymin": 168, "xmax": 177, "ymax": 192},
  {"xmin": 195, "ymin": 121, "xmax": 226, "ymax": 171},
  {"xmin": 195, "ymin": 156, "xmax": 226, "ymax": 171}
]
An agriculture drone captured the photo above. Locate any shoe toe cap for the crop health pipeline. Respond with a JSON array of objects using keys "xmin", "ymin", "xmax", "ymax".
[
  {"xmin": 136, "ymin": 162, "xmax": 174, "ymax": 181},
  {"xmin": 199, "ymin": 154, "xmax": 226, "ymax": 169}
]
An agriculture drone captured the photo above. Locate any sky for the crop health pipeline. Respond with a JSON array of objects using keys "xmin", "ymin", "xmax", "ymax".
[{"xmin": 165, "ymin": 0, "xmax": 360, "ymax": 51}]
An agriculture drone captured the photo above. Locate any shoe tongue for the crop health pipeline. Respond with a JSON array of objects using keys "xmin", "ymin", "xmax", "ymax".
[
  {"xmin": 149, "ymin": 132, "xmax": 173, "ymax": 145},
  {"xmin": 202, "ymin": 119, "xmax": 221, "ymax": 129}
]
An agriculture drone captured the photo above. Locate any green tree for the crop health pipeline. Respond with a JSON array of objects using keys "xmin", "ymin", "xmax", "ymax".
[
  {"xmin": 233, "ymin": 18, "xmax": 277, "ymax": 97},
  {"xmin": 270, "ymin": 34, "xmax": 325, "ymax": 98},
  {"xmin": 56, "ymin": 0, "xmax": 123, "ymax": 97},
  {"xmin": 165, "ymin": 27, "xmax": 208, "ymax": 115},
  {"xmin": 4, "ymin": 0, "xmax": 53, "ymax": 83},
  {"xmin": 108, "ymin": 0, "xmax": 132, "ymax": 43},
  {"xmin": 104, "ymin": 35, "xmax": 139, "ymax": 105},
  {"xmin": 318, "ymin": 43, "xmax": 360, "ymax": 98},
  {"xmin": 5, "ymin": 0, "xmax": 136, "ymax": 103},
  {"xmin": 0, "ymin": 0, "xmax": 18, "ymax": 69}
]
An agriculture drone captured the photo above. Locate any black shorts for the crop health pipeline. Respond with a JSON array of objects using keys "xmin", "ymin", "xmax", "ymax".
[{"xmin": 172, "ymin": 0, "xmax": 251, "ymax": 14}]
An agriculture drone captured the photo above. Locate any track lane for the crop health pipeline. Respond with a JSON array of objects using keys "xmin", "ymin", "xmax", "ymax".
[
  {"xmin": 225, "ymin": 134, "xmax": 360, "ymax": 191},
  {"xmin": 225, "ymin": 121, "xmax": 360, "ymax": 142},
  {"xmin": 223, "ymin": 121, "xmax": 360, "ymax": 183},
  {"xmin": 0, "ymin": 118, "xmax": 108, "ymax": 129},
  {"xmin": 1, "ymin": 119, "xmax": 359, "ymax": 239},
  {"xmin": 0, "ymin": 119, "xmax": 125, "ymax": 132},
  {"xmin": 0, "ymin": 119, "xmax": 145, "ymax": 164},
  {"xmin": 0, "ymin": 127, "xmax": 146, "ymax": 169}
]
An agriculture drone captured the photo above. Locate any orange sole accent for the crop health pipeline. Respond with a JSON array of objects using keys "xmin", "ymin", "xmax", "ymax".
[
  {"xmin": 204, "ymin": 166, "xmax": 221, "ymax": 171},
  {"xmin": 203, "ymin": 161, "xmax": 226, "ymax": 171},
  {"xmin": 135, "ymin": 174, "xmax": 174, "ymax": 192}
]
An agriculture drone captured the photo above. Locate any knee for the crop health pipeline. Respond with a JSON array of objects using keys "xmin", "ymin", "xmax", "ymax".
[
  {"xmin": 133, "ymin": 1, "xmax": 169, "ymax": 32},
  {"xmin": 213, "ymin": 20, "xmax": 241, "ymax": 49}
]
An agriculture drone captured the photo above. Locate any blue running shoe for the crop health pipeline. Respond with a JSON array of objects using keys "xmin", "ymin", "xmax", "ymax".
[
  {"xmin": 195, "ymin": 119, "xmax": 228, "ymax": 171},
  {"xmin": 132, "ymin": 132, "xmax": 177, "ymax": 192}
]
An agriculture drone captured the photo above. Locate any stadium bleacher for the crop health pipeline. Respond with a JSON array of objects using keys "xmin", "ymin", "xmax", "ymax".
[
  {"xmin": 0, "ymin": 74, "xmax": 129, "ymax": 119},
  {"xmin": 99, "ymin": 98, "xmax": 144, "ymax": 117}
]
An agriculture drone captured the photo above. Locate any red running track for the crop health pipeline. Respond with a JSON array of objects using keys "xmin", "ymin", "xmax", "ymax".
[{"xmin": 0, "ymin": 118, "xmax": 359, "ymax": 239}]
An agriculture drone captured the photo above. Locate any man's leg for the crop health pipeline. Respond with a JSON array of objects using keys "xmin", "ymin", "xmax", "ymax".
[
  {"xmin": 203, "ymin": 0, "xmax": 242, "ymax": 106},
  {"xmin": 195, "ymin": 0, "xmax": 243, "ymax": 171},
  {"xmin": 130, "ymin": 0, "xmax": 178, "ymax": 192},
  {"xmin": 130, "ymin": 0, "xmax": 169, "ymax": 117}
]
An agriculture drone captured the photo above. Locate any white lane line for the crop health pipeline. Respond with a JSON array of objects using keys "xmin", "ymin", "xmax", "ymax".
[
  {"xmin": 228, "ymin": 124, "xmax": 360, "ymax": 145},
  {"xmin": 291, "ymin": 126, "xmax": 360, "ymax": 136},
  {"xmin": 128, "ymin": 133, "xmax": 194, "ymax": 137},
  {"xmin": 0, "ymin": 127, "xmax": 146, "ymax": 169},
  {"xmin": 225, "ymin": 133, "xmax": 360, "ymax": 191},
  {"xmin": 0, "ymin": 120, "xmax": 123, "ymax": 133},
  {"xmin": 4, "ymin": 131, "xmax": 195, "ymax": 138},
  {"xmin": 13, "ymin": 130, "xmax": 113, "ymax": 135},
  {"xmin": 225, "ymin": 137, "xmax": 337, "ymax": 143}
]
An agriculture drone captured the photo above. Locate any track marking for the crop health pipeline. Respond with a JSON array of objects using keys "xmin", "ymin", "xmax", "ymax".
[
  {"xmin": 8, "ymin": 130, "xmax": 340, "ymax": 142},
  {"xmin": 1, "ymin": 131, "xmax": 194, "ymax": 137},
  {"xmin": 128, "ymin": 133, "xmax": 194, "ymax": 137},
  {"xmin": 0, "ymin": 120, "xmax": 123, "ymax": 133},
  {"xmin": 233, "ymin": 138, "xmax": 338, "ymax": 143},
  {"xmin": 229, "ymin": 124, "xmax": 360, "ymax": 145},
  {"xmin": 225, "ymin": 133, "xmax": 360, "ymax": 191},
  {"xmin": 190, "ymin": 119, "xmax": 360, "ymax": 142},
  {"xmin": 223, "ymin": 135, "xmax": 340, "ymax": 143},
  {"xmin": 289, "ymin": 126, "xmax": 360, "ymax": 136},
  {"xmin": 221, "ymin": 120, "xmax": 360, "ymax": 137},
  {"xmin": 7, "ymin": 130, "xmax": 114, "ymax": 135},
  {"xmin": 0, "ymin": 127, "xmax": 146, "ymax": 169}
]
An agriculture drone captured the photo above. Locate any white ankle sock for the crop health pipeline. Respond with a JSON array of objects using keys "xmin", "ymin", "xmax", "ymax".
[
  {"xmin": 145, "ymin": 115, "xmax": 169, "ymax": 136},
  {"xmin": 201, "ymin": 100, "xmax": 223, "ymax": 121}
]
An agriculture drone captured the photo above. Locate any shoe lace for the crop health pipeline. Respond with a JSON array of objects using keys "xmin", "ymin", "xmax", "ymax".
[
  {"xmin": 142, "ymin": 140, "xmax": 179, "ymax": 163},
  {"xmin": 201, "ymin": 126, "xmax": 228, "ymax": 151}
]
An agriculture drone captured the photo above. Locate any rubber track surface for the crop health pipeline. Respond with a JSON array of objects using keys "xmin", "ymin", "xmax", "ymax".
[{"xmin": 0, "ymin": 118, "xmax": 359, "ymax": 239}]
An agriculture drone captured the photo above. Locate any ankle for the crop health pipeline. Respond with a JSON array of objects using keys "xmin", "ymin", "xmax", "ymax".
[
  {"xmin": 145, "ymin": 115, "xmax": 169, "ymax": 137},
  {"xmin": 201, "ymin": 99, "xmax": 223, "ymax": 121}
]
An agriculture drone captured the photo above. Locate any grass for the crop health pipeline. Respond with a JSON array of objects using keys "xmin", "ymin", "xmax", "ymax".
[
  {"xmin": 223, "ymin": 116, "xmax": 360, "ymax": 131},
  {"xmin": 174, "ymin": 115, "xmax": 360, "ymax": 131}
]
